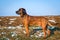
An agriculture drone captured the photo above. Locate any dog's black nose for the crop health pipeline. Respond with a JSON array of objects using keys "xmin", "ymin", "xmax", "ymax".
[{"xmin": 16, "ymin": 11, "xmax": 18, "ymax": 13}]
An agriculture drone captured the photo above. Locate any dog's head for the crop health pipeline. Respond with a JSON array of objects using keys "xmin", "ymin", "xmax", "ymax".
[{"xmin": 16, "ymin": 8, "xmax": 27, "ymax": 17}]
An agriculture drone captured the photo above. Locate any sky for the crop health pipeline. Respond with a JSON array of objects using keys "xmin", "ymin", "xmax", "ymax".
[{"xmin": 0, "ymin": 0, "xmax": 60, "ymax": 16}]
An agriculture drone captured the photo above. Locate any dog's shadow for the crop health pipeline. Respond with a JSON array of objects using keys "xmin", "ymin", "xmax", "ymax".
[
  {"xmin": 49, "ymin": 27, "xmax": 60, "ymax": 34},
  {"xmin": 30, "ymin": 26, "xmax": 60, "ymax": 35}
]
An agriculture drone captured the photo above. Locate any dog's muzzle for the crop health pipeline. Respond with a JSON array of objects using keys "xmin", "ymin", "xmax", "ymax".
[
  {"xmin": 16, "ymin": 11, "xmax": 20, "ymax": 15},
  {"xmin": 16, "ymin": 11, "xmax": 18, "ymax": 13}
]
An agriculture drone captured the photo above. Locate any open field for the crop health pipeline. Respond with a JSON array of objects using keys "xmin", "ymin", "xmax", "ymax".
[{"xmin": 0, "ymin": 16, "xmax": 60, "ymax": 40}]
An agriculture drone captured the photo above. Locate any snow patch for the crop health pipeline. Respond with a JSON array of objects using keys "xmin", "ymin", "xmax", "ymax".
[
  {"xmin": 1, "ymin": 32, "xmax": 6, "ymax": 34},
  {"xmin": 7, "ymin": 26, "xmax": 16, "ymax": 29},
  {"xmin": 8, "ymin": 21, "xmax": 14, "ymax": 24},
  {"xmin": 23, "ymin": 31, "xmax": 26, "ymax": 34},
  {"xmin": 11, "ymin": 32, "xmax": 17, "ymax": 37},
  {"xmin": 9, "ymin": 18, "xmax": 16, "ymax": 20}
]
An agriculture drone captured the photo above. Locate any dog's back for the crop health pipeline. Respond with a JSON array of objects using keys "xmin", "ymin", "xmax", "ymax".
[{"xmin": 27, "ymin": 15, "xmax": 48, "ymax": 26}]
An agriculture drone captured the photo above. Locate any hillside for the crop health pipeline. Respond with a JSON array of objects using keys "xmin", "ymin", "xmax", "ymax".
[
  {"xmin": 0, "ymin": 16, "xmax": 60, "ymax": 27},
  {"xmin": 0, "ymin": 16, "xmax": 60, "ymax": 40}
]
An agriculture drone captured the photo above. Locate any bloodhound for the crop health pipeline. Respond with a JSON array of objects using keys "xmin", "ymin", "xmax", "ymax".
[{"xmin": 16, "ymin": 8, "xmax": 55, "ymax": 38}]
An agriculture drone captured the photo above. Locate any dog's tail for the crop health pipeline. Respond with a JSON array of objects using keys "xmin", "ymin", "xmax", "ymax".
[{"xmin": 48, "ymin": 20, "xmax": 58, "ymax": 27}]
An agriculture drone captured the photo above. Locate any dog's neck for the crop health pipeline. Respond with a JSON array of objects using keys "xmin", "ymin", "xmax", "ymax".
[{"xmin": 20, "ymin": 13, "xmax": 29, "ymax": 18}]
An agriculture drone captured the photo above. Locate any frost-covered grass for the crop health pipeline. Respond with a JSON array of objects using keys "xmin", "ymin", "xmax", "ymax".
[{"xmin": 0, "ymin": 26, "xmax": 60, "ymax": 40}]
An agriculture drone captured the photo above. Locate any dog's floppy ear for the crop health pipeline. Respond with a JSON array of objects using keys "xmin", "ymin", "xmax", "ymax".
[
  {"xmin": 22, "ymin": 8, "xmax": 27, "ymax": 14},
  {"xmin": 22, "ymin": 8, "xmax": 27, "ymax": 15}
]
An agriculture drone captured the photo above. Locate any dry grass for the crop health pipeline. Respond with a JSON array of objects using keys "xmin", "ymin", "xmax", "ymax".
[{"xmin": 0, "ymin": 16, "xmax": 60, "ymax": 40}]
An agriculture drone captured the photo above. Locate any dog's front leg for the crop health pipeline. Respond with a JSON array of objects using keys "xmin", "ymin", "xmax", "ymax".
[{"xmin": 24, "ymin": 23, "xmax": 29, "ymax": 37}]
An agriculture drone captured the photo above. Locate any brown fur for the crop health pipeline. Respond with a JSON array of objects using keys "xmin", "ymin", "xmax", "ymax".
[{"xmin": 16, "ymin": 8, "xmax": 51, "ymax": 38}]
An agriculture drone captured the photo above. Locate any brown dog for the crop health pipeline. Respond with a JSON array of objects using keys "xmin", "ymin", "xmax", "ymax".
[{"xmin": 16, "ymin": 8, "xmax": 54, "ymax": 38}]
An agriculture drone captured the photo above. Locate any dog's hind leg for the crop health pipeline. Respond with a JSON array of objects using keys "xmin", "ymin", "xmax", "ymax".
[{"xmin": 47, "ymin": 29, "xmax": 51, "ymax": 36}]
